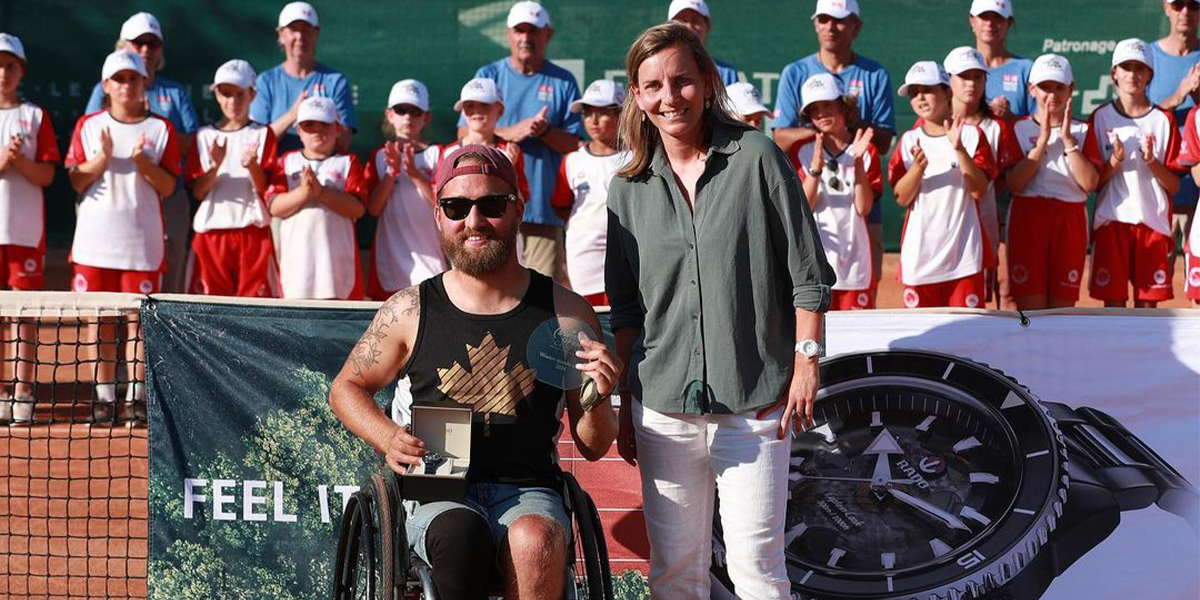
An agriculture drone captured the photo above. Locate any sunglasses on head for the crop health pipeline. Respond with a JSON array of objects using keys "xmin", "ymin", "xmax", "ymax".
[
  {"xmin": 438, "ymin": 193, "xmax": 517, "ymax": 220},
  {"xmin": 391, "ymin": 105, "xmax": 425, "ymax": 116}
]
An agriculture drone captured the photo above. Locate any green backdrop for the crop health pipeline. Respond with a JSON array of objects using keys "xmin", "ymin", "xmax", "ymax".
[{"xmin": 4, "ymin": 0, "xmax": 1177, "ymax": 250}]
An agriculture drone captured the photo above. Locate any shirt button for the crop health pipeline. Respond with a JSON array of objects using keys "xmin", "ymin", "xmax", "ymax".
[
  {"xmin": 690, "ymin": 279, "xmax": 696, "ymax": 285},
  {"xmin": 694, "ymin": 349, "xmax": 701, "ymax": 356},
  {"xmin": 688, "ymin": 242, "xmax": 695, "ymax": 250}
]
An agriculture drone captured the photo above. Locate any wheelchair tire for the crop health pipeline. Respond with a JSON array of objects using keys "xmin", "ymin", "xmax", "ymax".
[
  {"xmin": 331, "ymin": 491, "xmax": 364, "ymax": 600},
  {"xmin": 332, "ymin": 471, "xmax": 399, "ymax": 600},
  {"xmin": 371, "ymin": 472, "xmax": 396, "ymax": 599},
  {"xmin": 563, "ymin": 472, "xmax": 614, "ymax": 600}
]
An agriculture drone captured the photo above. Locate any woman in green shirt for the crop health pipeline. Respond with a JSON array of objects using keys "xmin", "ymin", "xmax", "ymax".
[{"xmin": 605, "ymin": 21, "xmax": 833, "ymax": 600}]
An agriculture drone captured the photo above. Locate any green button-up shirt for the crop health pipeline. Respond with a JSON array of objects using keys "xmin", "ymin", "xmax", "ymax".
[{"xmin": 605, "ymin": 121, "xmax": 835, "ymax": 415}]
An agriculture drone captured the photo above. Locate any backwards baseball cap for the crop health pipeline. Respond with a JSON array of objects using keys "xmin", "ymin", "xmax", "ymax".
[
  {"xmin": 571, "ymin": 80, "xmax": 626, "ymax": 113},
  {"xmin": 297, "ymin": 96, "xmax": 339, "ymax": 124},
  {"xmin": 455, "ymin": 77, "xmax": 504, "ymax": 111},
  {"xmin": 898, "ymin": 61, "xmax": 950, "ymax": 97},
  {"xmin": 728, "ymin": 82, "xmax": 771, "ymax": 117},
  {"xmin": 507, "ymin": 1, "xmax": 550, "ymax": 29},
  {"xmin": 943, "ymin": 46, "xmax": 987, "ymax": 76},
  {"xmin": 1030, "ymin": 54, "xmax": 1074, "ymax": 86},
  {"xmin": 434, "ymin": 144, "xmax": 522, "ymax": 198},
  {"xmin": 388, "ymin": 79, "xmax": 430, "ymax": 111},
  {"xmin": 211, "ymin": 59, "xmax": 256, "ymax": 90},
  {"xmin": 800, "ymin": 73, "xmax": 845, "ymax": 113},
  {"xmin": 1112, "ymin": 38, "xmax": 1153, "ymax": 71},
  {"xmin": 0, "ymin": 33, "xmax": 26, "ymax": 63},
  {"xmin": 668, "ymin": 0, "xmax": 710, "ymax": 20},
  {"xmin": 278, "ymin": 1, "xmax": 319, "ymax": 28},
  {"xmin": 969, "ymin": 0, "xmax": 1013, "ymax": 19},
  {"xmin": 812, "ymin": 0, "xmax": 860, "ymax": 20},
  {"xmin": 120, "ymin": 12, "xmax": 163, "ymax": 42},
  {"xmin": 102, "ymin": 50, "xmax": 148, "ymax": 81}
]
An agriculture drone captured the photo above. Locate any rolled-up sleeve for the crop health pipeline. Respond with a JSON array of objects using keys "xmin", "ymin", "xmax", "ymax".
[
  {"xmin": 766, "ymin": 152, "xmax": 835, "ymax": 312},
  {"xmin": 605, "ymin": 205, "xmax": 643, "ymax": 331}
]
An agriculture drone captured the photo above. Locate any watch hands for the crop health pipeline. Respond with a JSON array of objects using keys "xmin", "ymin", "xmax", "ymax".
[
  {"xmin": 887, "ymin": 487, "xmax": 971, "ymax": 531},
  {"xmin": 862, "ymin": 428, "xmax": 905, "ymax": 498}
]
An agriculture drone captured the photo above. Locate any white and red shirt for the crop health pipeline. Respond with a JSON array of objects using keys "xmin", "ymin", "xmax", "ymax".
[
  {"xmin": 550, "ymin": 146, "xmax": 630, "ymax": 296},
  {"xmin": 435, "ymin": 139, "xmax": 531, "ymax": 201},
  {"xmin": 185, "ymin": 123, "xmax": 277, "ymax": 233},
  {"xmin": 66, "ymin": 110, "xmax": 181, "ymax": 272},
  {"xmin": 365, "ymin": 144, "xmax": 446, "ymax": 290},
  {"xmin": 268, "ymin": 150, "xmax": 367, "ymax": 299},
  {"xmin": 977, "ymin": 117, "xmax": 1019, "ymax": 250},
  {"xmin": 0, "ymin": 102, "xmax": 58, "ymax": 248},
  {"xmin": 1177, "ymin": 105, "xmax": 1200, "ymax": 258},
  {"xmin": 1086, "ymin": 103, "xmax": 1181, "ymax": 237},
  {"xmin": 791, "ymin": 138, "xmax": 881, "ymax": 291},
  {"xmin": 888, "ymin": 125, "xmax": 996, "ymax": 286},
  {"xmin": 1010, "ymin": 117, "xmax": 1103, "ymax": 203}
]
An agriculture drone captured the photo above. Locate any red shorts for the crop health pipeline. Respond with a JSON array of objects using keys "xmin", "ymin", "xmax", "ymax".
[
  {"xmin": 188, "ymin": 227, "xmax": 276, "ymax": 298},
  {"xmin": 72, "ymin": 265, "xmax": 160, "ymax": 294},
  {"xmin": 1186, "ymin": 250, "xmax": 1199, "ymax": 302},
  {"xmin": 0, "ymin": 244, "xmax": 43, "ymax": 290},
  {"xmin": 1006, "ymin": 197, "xmax": 1088, "ymax": 302},
  {"xmin": 831, "ymin": 288, "xmax": 876, "ymax": 310},
  {"xmin": 1089, "ymin": 222, "xmax": 1173, "ymax": 303},
  {"xmin": 903, "ymin": 272, "xmax": 986, "ymax": 308}
]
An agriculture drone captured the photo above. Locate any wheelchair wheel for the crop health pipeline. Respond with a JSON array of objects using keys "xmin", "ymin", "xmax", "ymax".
[
  {"xmin": 563, "ymin": 472, "xmax": 614, "ymax": 600},
  {"xmin": 331, "ymin": 472, "xmax": 398, "ymax": 600}
]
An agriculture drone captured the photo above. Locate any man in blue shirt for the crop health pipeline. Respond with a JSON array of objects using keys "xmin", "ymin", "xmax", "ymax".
[
  {"xmin": 773, "ymin": 0, "xmax": 894, "ymax": 303},
  {"xmin": 460, "ymin": 1, "xmax": 582, "ymax": 282},
  {"xmin": 968, "ymin": 0, "xmax": 1034, "ymax": 120},
  {"xmin": 667, "ymin": 0, "xmax": 740, "ymax": 86},
  {"xmin": 250, "ymin": 2, "xmax": 357, "ymax": 153},
  {"xmin": 1148, "ymin": 0, "xmax": 1200, "ymax": 252}
]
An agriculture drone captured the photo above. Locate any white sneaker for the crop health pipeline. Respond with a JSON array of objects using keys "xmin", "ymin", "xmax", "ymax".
[{"xmin": 12, "ymin": 393, "xmax": 33, "ymax": 423}]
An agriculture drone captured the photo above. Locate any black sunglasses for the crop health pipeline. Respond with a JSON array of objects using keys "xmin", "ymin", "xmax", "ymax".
[
  {"xmin": 1171, "ymin": 0, "xmax": 1199, "ymax": 10},
  {"xmin": 438, "ymin": 194, "xmax": 517, "ymax": 220},
  {"xmin": 129, "ymin": 37, "xmax": 162, "ymax": 49},
  {"xmin": 391, "ymin": 105, "xmax": 425, "ymax": 116}
]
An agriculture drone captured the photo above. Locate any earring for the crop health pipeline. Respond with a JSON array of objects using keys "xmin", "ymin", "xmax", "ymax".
[
  {"xmin": 705, "ymin": 97, "xmax": 712, "ymax": 109},
  {"xmin": 642, "ymin": 111, "xmax": 648, "ymax": 123}
]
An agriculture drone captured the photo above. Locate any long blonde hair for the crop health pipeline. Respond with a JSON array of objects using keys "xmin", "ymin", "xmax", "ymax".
[{"xmin": 617, "ymin": 22, "xmax": 747, "ymax": 179}]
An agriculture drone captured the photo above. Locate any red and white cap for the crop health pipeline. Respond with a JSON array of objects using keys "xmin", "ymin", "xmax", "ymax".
[
  {"xmin": 211, "ymin": 59, "xmax": 256, "ymax": 90},
  {"xmin": 507, "ymin": 1, "xmax": 550, "ymax": 29},
  {"xmin": 455, "ymin": 77, "xmax": 504, "ymax": 111},
  {"xmin": 1030, "ymin": 54, "xmax": 1074, "ymax": 86},
  {"xmin": 435, "ymin": 144, "xmax": 522, "ymax": 198},
  {"xmin": 728, "ymin": 82, "xmax": 770, "ymax": 117},
  {"xmin": 120, "ymin": 12, "xmax": 163, "ymax": 42},
  {"xmin": 0, "ymin": 33, "xmax": 26, "ymax": 62},
  {"xmin": 812, "ymin": 0, "xmax": 859, "ymax": 20},
  {"xmin": 297, "ymin": 96, "xmax": 339, "ymax": 124},
  {"xmin": 570, "ymin": 79, "xmax": 625, "ymax": 113},
  {"xmin": 668, "ymin": 0, "xmax": 710, "ymax": 20},
  {"xmin": 278, "ymin": 2, "xmax": 319, "ymax": 28},
  {"xmin": 898, "ymin": 61, "xmax": 950, "ymax": 97},
  {"xmin": 943, "ymin": 46, "xmax": 987, "ymax": 76},
  {"xmin": 800, "ymin": 73, "xmax": 845, "ymax": 113},
  {"xmin": 969, "ymin": 0, "xmax": 1012, "ymax": 18},
  {"xmin": 388, "ymin": 79, "xmax": 429, "ymax": 111},
  {"xmin": 1112, "ymin": 38, "xmax": 1153, "ymax": 71},
  {"xmin": 102, "ymin": 50, "xmax": 148, "ymax": 81}
]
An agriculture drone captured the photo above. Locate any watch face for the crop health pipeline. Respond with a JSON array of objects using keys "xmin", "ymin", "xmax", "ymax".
[{"xmin": 712, "ymin": 350, "xmax": 1069, "ymax": 600}]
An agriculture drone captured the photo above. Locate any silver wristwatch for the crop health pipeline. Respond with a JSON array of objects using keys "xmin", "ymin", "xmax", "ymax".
[{"xmin": 795, "ymin": 339, "xmax": 824, "ymax": 359}]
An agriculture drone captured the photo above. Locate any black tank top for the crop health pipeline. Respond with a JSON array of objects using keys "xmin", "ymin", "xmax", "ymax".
[{"xmin": 402, "ymin": 271, "xmax": 564, "ymax": 487}]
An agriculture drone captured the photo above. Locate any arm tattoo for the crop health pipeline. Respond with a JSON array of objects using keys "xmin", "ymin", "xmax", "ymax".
[{"xmin": 348, "ymin": 286, "xmax": 420, "ymax": 378}]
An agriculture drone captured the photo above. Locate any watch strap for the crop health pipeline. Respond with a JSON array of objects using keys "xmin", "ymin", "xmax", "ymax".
[{"xmin": 1043, "ymin": 402, "xmax": 1198, "ymax": 529}]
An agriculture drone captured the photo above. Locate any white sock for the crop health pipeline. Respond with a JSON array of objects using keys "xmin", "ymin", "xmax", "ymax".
[
  {"xmin": 125, "ymin": 382, "xmax": 144, "ymax": 402},
  {"xmin": 95, "ymin": 383, "xmax": 117, "ymax": 403}
]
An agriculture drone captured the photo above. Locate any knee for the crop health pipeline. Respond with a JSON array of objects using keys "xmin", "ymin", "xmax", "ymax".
[
  {"xmin": 505, "ymin": 514, "xmax": 566, "ymax": 563},
  {"xmin": 424, "ymin": 508, "xmax": 493, "ymax": 567}
]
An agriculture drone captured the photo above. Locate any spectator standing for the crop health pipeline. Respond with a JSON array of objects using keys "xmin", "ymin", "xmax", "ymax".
[
  {"xmin": 251, "ymin": 2, "xmax": 357, "ymax": 153},
  {"xmin": 460, "ymin": 1, "xmax": 582, "ymax": 283},
  {"xmin": 667, "ymin": 0, "xmax": 740, "ymax": 86},
  {"xmin": 184, "ymin": 60, "xmax": 278, "ymax": 298},
  {"xmin": 440, "ymin": 78, "xmax": 531, "ymax": 201},
  {"xmin": 968, "ymin": 0, "xmax": 1034, "ymax": 120},
  {"xmin": 0, "ymin": 33, "xmax": 57, "ymax": 423},
  {"xmin": 84, "ymin": 12, "xmax": 196, "ymax": 294},
  {"xmin": 550, "ymin": 80, "xmax": 630, "ymax": 305}
]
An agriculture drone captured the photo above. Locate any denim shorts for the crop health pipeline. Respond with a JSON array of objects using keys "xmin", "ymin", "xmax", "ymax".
[{"xmin": 405, "ymin": 481, "xmax": 571, "ymax": 564}]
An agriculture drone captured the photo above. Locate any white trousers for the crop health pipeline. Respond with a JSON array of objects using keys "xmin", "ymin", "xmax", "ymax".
[{"xmin": 633, "ymin": 401, "xmax": 791, "ymax": 600}]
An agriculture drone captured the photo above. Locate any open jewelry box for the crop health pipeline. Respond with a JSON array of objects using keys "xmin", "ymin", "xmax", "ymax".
[{"xmin": 402, "ymin": 402, "xmax": 472, "ymax": 502}]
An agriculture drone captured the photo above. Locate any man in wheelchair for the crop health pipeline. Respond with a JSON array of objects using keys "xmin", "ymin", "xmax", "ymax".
[{"xmin": 330, "ymin": 144, "xmax": 620, "ymax": 600}]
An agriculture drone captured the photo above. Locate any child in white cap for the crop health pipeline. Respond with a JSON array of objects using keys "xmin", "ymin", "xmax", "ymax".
[
  {"xmin": 66, "ymin": 50, "xmax": 182, "ymax": 412},
  {"xmin": 185, "ymin": 59, "xmax": 278, "ymax": 298},
  {"xmin": 944, "ymin": 45, "xmax": 1021, "ymax": 308},
  {"xmin": 267, "ymin": 96, "xmax": 368, "ymax": 300},
  {"xmin": 726, "ymin": 82, "xmax": 771, "ymax": 130},
  {"xmin": 549, "ymin": 79, "xmax": 630, "ymax": 305},
  {"xmin": 791, "ymin": 73, "xmax": 880, "ymax": 310},
  {"xmin": 0, "ymin": 33, "xmax": 57, "ymax": 423},
  {"xmin": 889, "ymin": 61, "xmax": 997, "ymax": 308},
  {"xmin": 1087, "ymin": 39, "xmax": 1183, "ymax": 308},
  {"xmin": 1178, "ymin": 102, "xmax": 1200, "ymax": 305},
  {"xmin": 363, "ymin": 79, "xmax": 445, "ymax": 299},
  {"xmin": 1005, "ymin": 54, "xmax": 1101, "ymax": 310},
  {"xmin": 437, "ymin": 77, "xmax": 530, "ymax": 200}
]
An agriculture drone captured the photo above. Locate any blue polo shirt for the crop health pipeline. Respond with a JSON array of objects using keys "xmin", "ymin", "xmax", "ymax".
[
  {"xmin": 85, "ymin": 75, "xmax": 198, "ymax": 134},
  {"xmin": 462, "ymin": 58, "xmax": 583, "ymax": 227},
  {"xmin": 986, "ymin": 56, "xmax": 1034, "ymax": 118},
  {"xmin": 1148, "ymin": 41, "xmax": 1200, "ymax": 209},
  {"xmin": 250, "ymin": 62, "xmax": 358, "ymax": 153},
  {"xmin": 715, "ymin": 58, "xmax": 739, "ymax": 86},
  {"xmin": 773, "ymin": 53, "xmax": 895, "ymax": 132}
]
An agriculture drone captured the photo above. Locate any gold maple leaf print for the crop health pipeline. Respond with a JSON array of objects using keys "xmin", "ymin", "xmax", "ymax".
[{"xmin": 437, "ymin": 333, "xmax": 537, "ymax": 417}]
